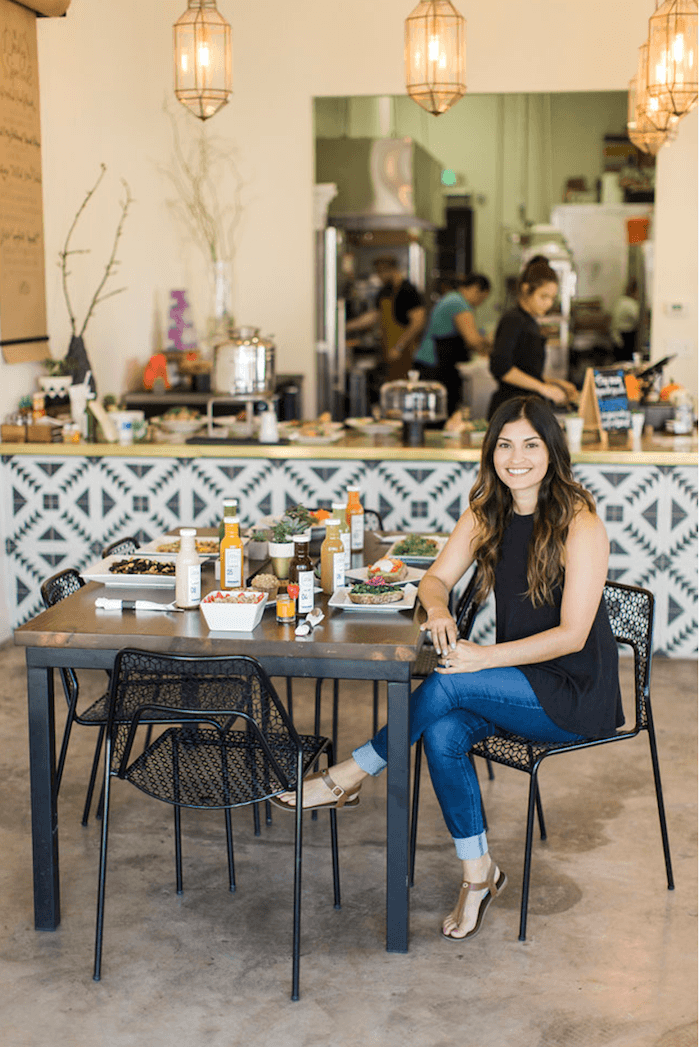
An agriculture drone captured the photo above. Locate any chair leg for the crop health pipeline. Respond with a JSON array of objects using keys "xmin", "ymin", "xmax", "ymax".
[
  {"xmin": 645, "ymin": 718, "xmax": 675, "ymax": 889},
  {"xmin": 55, "ymin": 688, "xmax": 80, "ymax": 793},
  {"xmin": 265, "ymin": 799, "xmax": 273, "ymax": 826},
  {"xmin": 372, "ymin": 680, "xmax": 379, "ymax": 737},
  {"xmin": 332, "ymin": 680, "xmax": 339, "ymax": 759},
  {"xmin": 224, "ymin": 809, "xmax": 236, "ymax": 892},
  {"xmin": 291, "ymin": 754, "xmax": 304, "ymax": 1002},
  {"xmin": 535, "ymin": 781, "xmax": 547, "ymax": 841},
  {"xmin": 252, "ymin": 802, "xmax": 261, "ymax": 836},
  {"xmin": 409, "ymin": 738, "xmax": 423, "ymax": 888},
  {"xmin": 518, "ymin": 770, "xmax": 540, "ymax": 942},
  {"xmin": 286, "ymin": 677, "xmax": 294, "ymax": 722},
  {"xmin": 329, "ymin": 807, "xmax": 341, "ymax": 909},
  {"xmin": 93, "ymin": 747, "xmax": 113, "ymax": 981},
  {"xmin": 82, "ymin": 725, "xmax": 106, "ymax": 826},
  {"xmin": 311, "ymin": 680, "xmax": 324, "ymax": 823},
  {"xmin": 485, "ymin": 757, "xmax": 495, "ymax": 781},
  {"xmin": 174, "ymin": 806, "xmax": 183, "ymax": 895}
]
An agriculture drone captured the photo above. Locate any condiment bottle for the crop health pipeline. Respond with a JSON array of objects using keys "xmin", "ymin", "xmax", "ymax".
[
  {"xmin": 346, "ymin": 486, "xmax": 365, "ymax": 552},
  {"xmin": 218, "ymin": 498, "xmax": 239, "ymax": 542},
  {"xmin": 320, "ymin": 518, "xmax": 346, "ymax": 595},
  {"xmin": 287, "ymin": 534, "xmax": 315, "ymax": 616},
  {"xmin": 219, "ymin": 515, "xmax": 244, "ymax": 590},
  {"xmin": 175, "ymin": 528, "xmax": 201, "ymax": 609},
  {"xmin": 331, "ymin": 501, "xmax": 351, "ymax": 570}
]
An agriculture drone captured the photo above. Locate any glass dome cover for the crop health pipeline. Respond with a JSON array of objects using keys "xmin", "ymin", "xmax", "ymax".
[{"xmin": 380, "ymin": 370, "xmax": 447, "ymax": 421}]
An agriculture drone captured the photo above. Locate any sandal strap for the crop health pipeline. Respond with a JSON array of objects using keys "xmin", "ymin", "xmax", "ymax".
[
  {"xmin": 460, "ymin": 861, "xmax": 499, "ymax": 897},
  {"xmin": 320, "ymin": 768, "xmax": 348, "ymax": 804}
]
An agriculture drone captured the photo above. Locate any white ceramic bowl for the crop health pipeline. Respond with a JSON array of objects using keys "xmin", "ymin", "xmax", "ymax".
[
  {"xmin": 156, "ymin": 417, "xmax": 205, "ymax": 436},
  {"xmin": 200, "ymin": 590, "xmax": 267, "ymax": 631}
]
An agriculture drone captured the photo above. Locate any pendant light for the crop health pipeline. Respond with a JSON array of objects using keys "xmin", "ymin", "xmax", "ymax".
[
  {"xmin": 405, "ymin": 1, "xmax": 467, "ymax": 115},
  {"xmin": 646, "ymin": 0, "xmax": 698, "ymax": 120},
  {"xmin": 628, "ymin": 71, "xmax": 679, "ymax": 154},
  {"xmin": 636, "ymin": 41, "xmax": 680, "ymax": 132},
  {"xmin": 173, "ymin": 0, "xmax": 232, "ymax": 121}
]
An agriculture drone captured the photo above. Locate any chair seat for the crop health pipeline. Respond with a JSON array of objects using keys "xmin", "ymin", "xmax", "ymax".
[
  {"xmin": 471, "ymin": 726, "xmax": 637, "ymax": 773},
  {"xmin": 412, "ymin": 646, "xmax": 439, "ymax": 678},
  {"xmin": 125, "ymin": 728, "xmax": 328, "ymax": 809}
]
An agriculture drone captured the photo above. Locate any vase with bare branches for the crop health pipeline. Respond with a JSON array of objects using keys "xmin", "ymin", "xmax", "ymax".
[
  {"xmin": 161, "ymin": 106, "xmax": 244, "ymax": 345},
  {"xmin": 59, "ymin": 164, "xmax": 133, "ymax": 392}
]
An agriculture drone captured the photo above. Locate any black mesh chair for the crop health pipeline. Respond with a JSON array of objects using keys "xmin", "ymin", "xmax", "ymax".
[
  {"xmin": 93, "ymin": 650, "xmax": 341, "ymax": 1001},
  {"xmin": 409, "ymin": 581, "xmax": 675, "ymax": 941},
  {"xmin": 102, "ymin": 536, "xmax": 139, "ymax": 559},
  {"xmin": 40, "ymin": 569, "xmax": 111, "ymax": 825}
]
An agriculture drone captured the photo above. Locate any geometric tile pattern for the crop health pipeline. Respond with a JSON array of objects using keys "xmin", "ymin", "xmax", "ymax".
[{"xmin": 1, "ymin": 453, "xmax": 696, "ymax": 656}]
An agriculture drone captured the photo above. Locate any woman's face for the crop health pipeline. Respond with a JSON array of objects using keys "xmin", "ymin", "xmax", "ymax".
[
  {"xmin": 520, "ymin": 280, "xmax": 558, "ymax": 318},
  {"xmin": 492, "ymin": 417, "xmax": 550, "ymax": 503}
]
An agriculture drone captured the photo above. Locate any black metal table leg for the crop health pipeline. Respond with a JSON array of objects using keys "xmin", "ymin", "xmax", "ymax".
[
  {"xmin": 26, "ymin": 658, "xmax": 60, "ymax": 930},
  {"xmin": 385, "ymin": 675, "xmax": 410, "ymax": 953}
]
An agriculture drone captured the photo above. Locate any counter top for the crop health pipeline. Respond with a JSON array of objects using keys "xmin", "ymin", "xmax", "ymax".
[{"xmin": 0, "ymin": 431, "xmax": 696, "ymax": 464}]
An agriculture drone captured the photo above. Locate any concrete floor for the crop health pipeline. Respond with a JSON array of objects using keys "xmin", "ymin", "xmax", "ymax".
[{"xmin": 0, "ymin": 643, "xmax": 696, "ymax": 1047}]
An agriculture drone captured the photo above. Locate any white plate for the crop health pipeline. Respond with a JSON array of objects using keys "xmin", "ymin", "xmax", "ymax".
[
  {"xmin": 328, "ymin": 583, "xmax": 418, "ymax": 612},
  {"xmin": 344, "ymin": 565, "xmax": 425, "ymax": 587},
  {"xmin": 385, "ymin": 535, "xmax": 449, "ymax": 563},
  {"xmin": 344, "ymin": 417, "xmax": 403, "ymax": 436},
  {"xmin": 83, "ymin": 555, "xmax": 178, "ymax": 588},
  {"xmin": 284, "ymin": 429, "xmax": 345, "ymax": 445},
  {"xmin": 155, "ymin": 417, "xmax": 205, "ymax": 436},
  {"xmin": 141, "ymin": 533, "xmax": 249, "ymax": 559}
]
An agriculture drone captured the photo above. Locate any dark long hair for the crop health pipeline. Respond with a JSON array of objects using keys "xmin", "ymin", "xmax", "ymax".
[{"xmin": 469, "ymin": 396, "xmax": 595, "ymax": 606}]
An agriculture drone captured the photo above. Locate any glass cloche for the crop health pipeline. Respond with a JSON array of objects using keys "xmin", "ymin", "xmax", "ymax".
[{"xmin": 380, "ymin": 370, "xmax": 447, "ymax": 445}]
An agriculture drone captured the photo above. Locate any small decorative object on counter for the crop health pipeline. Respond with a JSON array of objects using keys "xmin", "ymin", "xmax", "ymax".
[
  {"xmin": 175, "ymin": 528, "xmax": 201, "ymax": 609},
  {"xmin": 288, "ymin": 535, "xmax": 315, "ymax": 616},
  {"xmin": 331, "ymin": 502, "xmax": 351, "ymax": 569},
  {"xmin": 320, "ymin": 518, "xmax": 346, "ymax": 595},
  {"xmin": 219, "ymin": 514, "xmax": 244, "ymax": 590},
  {"xmin": 32, "ymin": 392, "xmax": 46, "ymax": 421},
  {"xmin": 346, "ymin": 486, "xmax": 365, "ymax": 552},
  {"xmin": 277, "ymin": 583, "xmax": 298, "ymax": 623},
  {"xmin": 258, "ymin": 404, "xmax": 279, "ymax": 444}
]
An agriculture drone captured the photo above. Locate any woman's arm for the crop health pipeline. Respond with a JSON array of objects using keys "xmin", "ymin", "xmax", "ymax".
[
  {"xmin": 454, "ymin": 311, "xmax": 490, "ymax": 356},
  {"xmin": 417, "ymin": 509, "xmax": 478, "ymax": 654},
  {"xmin": 498, "ymin": 365, "xmax": 568, "ymax": 405},
  {"xmin": 438, "ymin": 509, "xmax": 609, "ymax": 673},
  {"xmin": 388, "ymin": 305, "xmax": 427, "ymax": 361}
]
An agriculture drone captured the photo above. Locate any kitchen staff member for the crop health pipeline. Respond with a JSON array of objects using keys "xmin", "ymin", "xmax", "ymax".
[
  {"xmin": 488, "ymin": 260, "xmax": 577, "ymax": 419},
  {"xmin": 346, "ymin": 255, "xmax": 426, "ymax": 381},
  {"xmin": 414, "ymin": 273, "xmax": 492, "ymax": 416}
]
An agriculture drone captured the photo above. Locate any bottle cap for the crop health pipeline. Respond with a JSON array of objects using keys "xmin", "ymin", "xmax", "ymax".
[
  {"xmin": 346, "ymin": 486, "xmax": 359, "ymax": 492},
  {"xmin": 292, "ymin": 533, "xmax": 309, "ymax": 544},
  {"xmin": 325, "ymin": 518, "xmax": 340, "ymax": 527},
  {"xmin": 223, "ymin": 498, "xmax": 238, "ymax": 507},
  {"xmin": 179, "ymin": 528, "xmax": 197, "ymax": 537},
  {"xmin": 332, "ymin": 502, "xmax": 346, "ymax": 510}
]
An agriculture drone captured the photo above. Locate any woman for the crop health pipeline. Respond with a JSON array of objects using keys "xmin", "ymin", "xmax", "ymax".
[
  {"xmin": 414, "ymin": 273, "xmax": 492, "ymax": 416},
  {"xmin": 489, "ymin": 261, "xmax": 577, "ymax": 418},
  {"xmin": 275, "ymin": 396, "xmax": 623, "ymax": 942}
]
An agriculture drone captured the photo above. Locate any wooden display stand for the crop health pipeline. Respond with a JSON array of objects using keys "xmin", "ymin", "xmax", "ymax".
[{"xmin": 578, "ymin": 367, "xmax": 632, "ymax": 448}]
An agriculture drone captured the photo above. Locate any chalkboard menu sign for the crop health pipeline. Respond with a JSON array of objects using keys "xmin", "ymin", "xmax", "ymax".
[{"xmin": 592, "ymin": 368, "xmax": 632, "ymax": 430}]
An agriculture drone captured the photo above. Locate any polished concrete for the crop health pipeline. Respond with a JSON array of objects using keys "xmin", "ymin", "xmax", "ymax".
[{"xmin": 0, "ymin": 643, "xmax": 696, "ymax": 1047}]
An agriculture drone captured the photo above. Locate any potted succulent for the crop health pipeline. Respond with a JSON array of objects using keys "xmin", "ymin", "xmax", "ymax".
[
  {"xmin": 39, "ymin": 357, "xmax": 74, "ymax": 399},
  {"xmin": 250, "ymin": 505, "xmax": 316, "ymax": 578}
]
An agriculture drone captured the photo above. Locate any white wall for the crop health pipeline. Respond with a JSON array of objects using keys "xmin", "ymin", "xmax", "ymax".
[{"xmin": 0, "ymin": 0, "xmax": 668, "ymax": 425}]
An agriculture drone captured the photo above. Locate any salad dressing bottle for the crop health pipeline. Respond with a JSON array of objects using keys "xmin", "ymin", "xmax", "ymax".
[
  {"xmin": 175, "ymin": 528, "xmax": 201, "ymax": 609},
  {"xmin": 346, "ymin": 486, "xmax": 365, "ymax": 552},
  {"xmin": 288, "ymin": 534, "xmax": 315, "ymax": 616},
  {"xmin": 320, "ymin": 518, "xmax": 346, "ymax": 594},
  {"xmin": 220, "ymin": 515, "xmax": 244, "ymax": 590}
]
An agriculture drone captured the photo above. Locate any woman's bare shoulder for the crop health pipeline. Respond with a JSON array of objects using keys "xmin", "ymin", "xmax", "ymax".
[{"xmin": 569, "ymin": 502, "xmax": 607, "ymax": 542}]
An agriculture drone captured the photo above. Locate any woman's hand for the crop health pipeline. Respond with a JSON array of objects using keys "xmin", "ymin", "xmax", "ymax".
[
  {"xmin": 420, "ymin": 607, "xmax": 457, "ymax": 656},
  {"xmin": 541, "ymin": 382, "xmax": 568, "ymax": 405},
  {"xmin": 436, "ymin": 639, "xmax": 491, "ymax": 674}
]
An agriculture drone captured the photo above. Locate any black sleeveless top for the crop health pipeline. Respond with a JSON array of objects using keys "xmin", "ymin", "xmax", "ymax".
[{"xmin": 493, "ymin": 513, "xmax": 624, "ymax": 738}]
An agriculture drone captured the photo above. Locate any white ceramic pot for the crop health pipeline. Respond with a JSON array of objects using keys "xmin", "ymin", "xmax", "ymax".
[
  {"xmin": 39, "ymin": 375, "xmax": 73, "ymax": 398},
  {"xmin": 268, "ymin": 540, "xmax": 294, "ymax": 581}
]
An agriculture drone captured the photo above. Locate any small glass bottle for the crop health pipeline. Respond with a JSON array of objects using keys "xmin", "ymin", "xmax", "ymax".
[
  {"xmin": 219, "ymin": 515, "xmax": 244, "ymax": 590},
  {"xmin": 288, "ymin": 534, "xmax": 315, "ymax": 616},
  {"xmin": 276, "ymin": 584, "xmax": 297, "ymax": 624},
  {"xmin": 175, "ymin": 528, "xmax": 201, "ymax": 609},
  {"xmin": 320, "ymin": 518, "xmax": 346, "ymax": 595},
  {"xmin": 218, "ymin": 498, "xmax": 239, "ymax": 542},
  {"xmin": 331, "ymin": 501, "xmax": 351, "ymax": 570},
  {"xmin": 346, "ymin": 486, "xmax": 365, "ymax": 552}
]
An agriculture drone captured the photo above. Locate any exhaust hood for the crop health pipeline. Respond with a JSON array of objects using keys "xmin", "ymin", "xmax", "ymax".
[{"xmin": 315, "ymin": 137, "xmax": 444, "ymax": 231}]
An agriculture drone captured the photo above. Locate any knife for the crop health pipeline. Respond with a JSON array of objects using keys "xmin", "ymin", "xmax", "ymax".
[{"xmin": 95, "ymin": 597, "xmax": 185, "ymax": 612}]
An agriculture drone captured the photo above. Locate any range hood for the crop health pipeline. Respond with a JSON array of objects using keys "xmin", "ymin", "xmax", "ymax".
[{"xmin": 315, "ymin": 137, "xmax": 444, "ymax": 231}]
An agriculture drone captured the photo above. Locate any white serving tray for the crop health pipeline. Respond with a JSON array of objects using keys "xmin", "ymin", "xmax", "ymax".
[
  {"xmin": 83, "ymin": 554, "xmax": 177, "ymax": 589},
  {"xmin": 328, "ymin": 583, "xmax": 418, "ymax": 612}
]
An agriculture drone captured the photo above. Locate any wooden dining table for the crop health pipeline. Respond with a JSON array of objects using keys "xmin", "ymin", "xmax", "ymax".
[{"xmin": 14, "ymin": 534, "xmax": 427, "ymax": 953}]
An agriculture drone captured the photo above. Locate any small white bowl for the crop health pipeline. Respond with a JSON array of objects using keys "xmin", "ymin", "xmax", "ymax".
[{"xmin": 200, "ymin": 590, "xmax": 267, "ymax": 631}]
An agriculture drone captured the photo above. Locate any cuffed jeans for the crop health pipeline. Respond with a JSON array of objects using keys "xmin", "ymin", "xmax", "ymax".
[{"xmin": 353, "ymin": 667, "xmax": 583, "ymax": 860}]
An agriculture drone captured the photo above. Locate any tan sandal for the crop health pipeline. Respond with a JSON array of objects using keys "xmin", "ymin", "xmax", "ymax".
[
  {"xmin": 270, "ymin": 768, "xmax": 361, "ymax": 812},
  {"xmin": 441, "ymin": 860, "xmax": 507, "ymax": 941}
]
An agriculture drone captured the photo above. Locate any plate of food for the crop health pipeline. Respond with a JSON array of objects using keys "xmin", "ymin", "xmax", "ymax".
[
  {"xmin": 140, "ymin": 534, "xmax": 239, "ymax": 559},
  {"xmin": 154, "ymin": 407, "xmax": 205, "ymax": 436},
  {"xmin": 328, "ymin": 581, "xmax": 418, "ymax": 612},
  {"xmin": 344, "ymin": 557, "xmax": 425, "ymax": 588},
  {"xmin": 83, "ymin": 555, "xmax": 178, "ymax": 588},
  {"xmin": 282, "ymin": 423, "xmax": 345, "ymax": 445},
  {"xmin": 385, "ymin": 534, "xmax": 449, "ymax": 564},
  {"xmin": 344, "ymin": 417, "xmax": 403, "ymax": 436}
]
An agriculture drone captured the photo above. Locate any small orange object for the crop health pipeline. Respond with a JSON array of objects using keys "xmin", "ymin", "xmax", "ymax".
[
  {"xmin": 286, "ymin": 583, "xmax": 300, "ymax": 600},
  {"xmin": 659, "ymin": 382, "xmax": 682, "ymax": 401},
  {"xmin": 311, "ymin": 508, "xmax": 332, "ymax": 522},
  {"xmin": 143, "ymin": 353, "xmax": 171, "ymax": 391},
  {"xmin": 624, "ymin": 373, "xmax": 641, "ymax": 402}
]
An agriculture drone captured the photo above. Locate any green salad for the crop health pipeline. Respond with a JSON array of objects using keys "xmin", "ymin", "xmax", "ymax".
[{"xmin": 392, "ymin": 535, "xmax": 439, "ymax": 558}]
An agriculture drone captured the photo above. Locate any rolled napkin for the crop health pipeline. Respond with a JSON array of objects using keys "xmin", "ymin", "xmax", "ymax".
[{"xmin": 95, "ymin": 597, "xmax": 184, "ymax": 612}]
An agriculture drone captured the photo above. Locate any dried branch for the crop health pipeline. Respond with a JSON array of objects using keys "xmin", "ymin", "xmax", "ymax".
[
  {"xmin": 59, "ymin": 164, "xmax": 106, "ymax": 335},
  {"xmin": 79, "ymin": 179, "xmax": 134, "ymax": 337}
]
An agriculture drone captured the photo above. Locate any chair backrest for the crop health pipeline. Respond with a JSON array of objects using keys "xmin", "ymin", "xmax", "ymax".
[
  {"xmin": 102, "ymin": 536, "xmax": 139, "ymax": 559},
  {"xmin": 41, "ymin": 567, "xmax": 85, "ymax": 609},
  {"xmin": 363, "ymin": 509, "xmax": 384, "ymax": 532},
  {"xmin": 603, "ymin": 581, "xmax": 654, "ymax": 730},
  {"xmin": 108, "ymin": 649, "xmax": 300, "ymax": 785}
]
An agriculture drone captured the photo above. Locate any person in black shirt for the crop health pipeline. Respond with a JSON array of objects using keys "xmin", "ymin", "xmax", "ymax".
[
  {"xmin": 346, "ymin": 255, "xmax": 426, "ymax": 381},
  {"xmin": 274, "ymin": 396, "xmax": 621, "ymax": 944},
  {"xmin": 488, "ymin": 260, "xmax": 577, "ymax": 418}
]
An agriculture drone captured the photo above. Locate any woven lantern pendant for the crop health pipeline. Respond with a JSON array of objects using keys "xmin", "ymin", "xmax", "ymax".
[
  {"xmin": 628, "ymin": 73, "xmax": 678, "ymax": 155},
  {"xmin": 636, "ymin": 41, "xmax": 681, "ymax": 132},
  {"xmin": 174, "ymin": 0, "xmax": 232, "ymax": 121},
  {"xmin": 405, "ymin": 0, "xmax": 466, "ymax": 115},
  {"xmin": 646, "ymin": 0, "xmax": 698, "ymax": 119}
]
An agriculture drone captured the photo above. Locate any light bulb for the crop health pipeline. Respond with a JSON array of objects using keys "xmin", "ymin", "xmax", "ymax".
[
  {"xmin": 673, "ymin": 33, "xmax": 685, "ymax": 62},
  {"xmin": 198, "ymin": 44, "xmax": 210, "ymax": 67},
  {"xmin": 428, "ymin": 35, "xmax": 440, "ymax": 62},
  {"xmin": 180, "ymin": 53, "xmax": 189, "ymax": 73}
]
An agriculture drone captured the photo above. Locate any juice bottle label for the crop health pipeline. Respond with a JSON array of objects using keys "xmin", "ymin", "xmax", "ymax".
[
  {"xmin": 332, "ymin": 551, "xmax": 345, "ymax": 591},
  {"xmin": 340, "ymin": 529, "xmax": 351, "ymax": 568},
  {"xmin": 223, "ymin": 547, "xmax": 243, "ymax": 589},
  {"xmin": 297, "ymin": 570, "xmax": 315, "ymax": 613},
  {"xmin": 350, "ymin": 513, "xmax": 364, "ymax": 551}
]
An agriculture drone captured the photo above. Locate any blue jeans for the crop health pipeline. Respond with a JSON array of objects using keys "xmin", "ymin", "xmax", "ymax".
[{"xmin": 353, "ymin": 668, "xmax": 583, "ymax": 860}]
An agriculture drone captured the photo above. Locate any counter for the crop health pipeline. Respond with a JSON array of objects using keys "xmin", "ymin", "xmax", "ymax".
[{"xmin": 1, "ymin": 432, "xmax": 696, "ymax": 656}]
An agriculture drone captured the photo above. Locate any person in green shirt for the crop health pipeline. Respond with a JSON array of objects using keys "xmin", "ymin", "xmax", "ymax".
[{"xmin": 414, "ymin": 273, "xmax": 492, "ymax": 415}]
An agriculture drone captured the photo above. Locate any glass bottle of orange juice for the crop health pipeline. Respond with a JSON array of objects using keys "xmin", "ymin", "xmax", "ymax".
[
  {"xmin": 219, "ymin": 515, "xmax": 244, "ymax": 590},
  {"xmin": 320, "ymin": 518, "xmax": 345, "ymax": 594},
  {"xmin": 346, "ymin": 486, "xmax": 364, "ymax": 552},
  {"xmin": 332, "ymin": 502, "xmax": 351, "ymax": 570}
]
